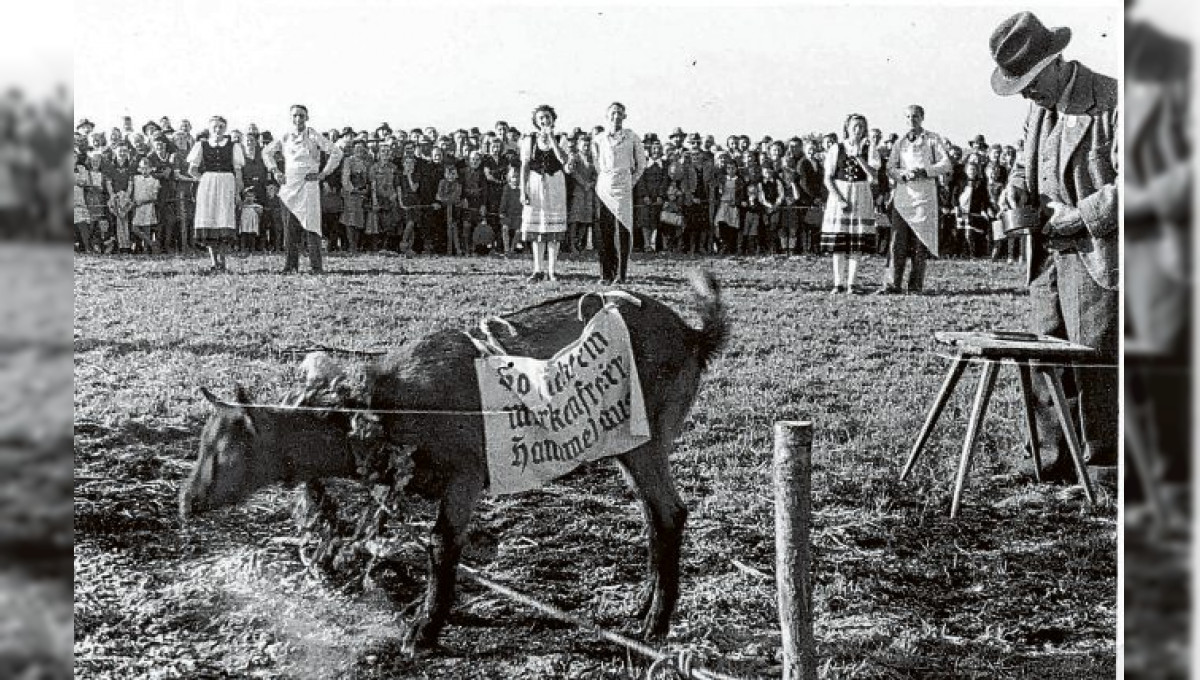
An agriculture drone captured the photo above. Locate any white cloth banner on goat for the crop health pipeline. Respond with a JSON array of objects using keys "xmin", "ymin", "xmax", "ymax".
[{"xmin": 474, "ymin": 304, "xmax": 650, "ymax": 495}]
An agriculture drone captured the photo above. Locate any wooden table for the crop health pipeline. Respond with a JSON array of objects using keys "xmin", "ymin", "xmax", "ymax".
[{"xmin": 899, "ymin": 331, "xmax": 1098, "ymax": 518}]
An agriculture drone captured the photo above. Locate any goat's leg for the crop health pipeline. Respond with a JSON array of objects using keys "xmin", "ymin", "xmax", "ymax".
[
  {"xmin": 403, "ymin": 465, "xmax": 485, "ymax": 655},
  {"xmin": 618, "ymin": 444, "xmax": 688, "ymax": 642}
]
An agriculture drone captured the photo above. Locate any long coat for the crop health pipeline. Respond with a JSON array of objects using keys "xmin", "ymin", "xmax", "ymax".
[{"xmin": 1009, "ymin": 61, "xmax": 1119, "ymax": 290}]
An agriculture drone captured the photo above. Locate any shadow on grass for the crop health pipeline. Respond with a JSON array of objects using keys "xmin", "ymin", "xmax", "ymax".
[
  {"xmin": 921, "ymin": 286, "xmax": 1028, "ymax": 298},
  {"xmin": 74, "ymin": 337, "xmax": 276, "ymax": 359}
]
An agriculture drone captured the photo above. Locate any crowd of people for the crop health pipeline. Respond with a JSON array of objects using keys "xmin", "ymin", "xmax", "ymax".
[{"xmin": 72, "ymin": 101, "xmax": 1027, "ymax": 283}]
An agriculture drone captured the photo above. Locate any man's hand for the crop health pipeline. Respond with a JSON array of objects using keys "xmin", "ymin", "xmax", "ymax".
[{"xmin": 1043, "ymin": 200, "xmax": 1085, "ymax": 237}]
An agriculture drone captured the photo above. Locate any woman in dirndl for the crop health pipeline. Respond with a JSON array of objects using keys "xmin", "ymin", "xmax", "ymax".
[
  {"xmin": 520, "ymin": 104, "xmax": 569, "ymax": 282},
  {"xmin": 822, "ymin": 113, "xmax": 878, "ymax": 294},
  {"xmin": 187, "ymin": 115, "xmax": 244, "ymax": 272}
]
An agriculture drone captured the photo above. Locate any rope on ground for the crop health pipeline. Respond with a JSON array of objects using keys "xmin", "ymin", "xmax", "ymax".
[
  {"xmin": 225, "ymin": 400, "xmax": 513, "ymax": 417},
  {"xmin": 457, "ymin": 563, "xmax": 750, "ymax": 680},
  {"xmin": 277, "ymin": 344, "xmax": 392, "ymax": 357}
]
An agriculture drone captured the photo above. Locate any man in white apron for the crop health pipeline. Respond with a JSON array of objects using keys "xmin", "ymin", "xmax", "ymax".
[
  {"xmin": 591, "ymin": 102, "xmax": 647, "ymax": 285},
  {"xmin": 880, "ymin": 104, "xmax": 951, "ymax": 294},
  {"xmin": 261, "ymin": 104, "xmax": 344, "ymax": 273}
]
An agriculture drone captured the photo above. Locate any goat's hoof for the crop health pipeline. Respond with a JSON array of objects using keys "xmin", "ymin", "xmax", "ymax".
[
  {"xmin": 402, "ymin": 616, "xmax": 447, "ymax": 658},
  {"xmin": 638, "ymin": 616, "xmax": 670, "ymax": 644},
  {"xmin": 632, "ymin": 582, "xmax": 655, "ymax": 620}
]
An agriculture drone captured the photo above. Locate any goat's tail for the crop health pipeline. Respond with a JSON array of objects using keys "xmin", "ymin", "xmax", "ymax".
[{"xmin": 687, "ymin": 269, "xmax": 729, "ymax": 371}]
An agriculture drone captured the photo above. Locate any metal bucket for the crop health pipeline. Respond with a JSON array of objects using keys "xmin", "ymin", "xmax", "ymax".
[{"xmin": 999, "ymin": 206, "xmax": 1041, "ymax": 234}]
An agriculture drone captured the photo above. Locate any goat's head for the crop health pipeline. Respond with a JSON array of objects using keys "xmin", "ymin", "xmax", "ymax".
[{"xmin": 179, "ymin": 385, "xmax": 269, "ymax": 519}]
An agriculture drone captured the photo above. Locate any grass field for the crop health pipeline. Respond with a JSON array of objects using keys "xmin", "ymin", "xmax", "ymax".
[{"xmin": 73, "ymin": 249, "xmax": 1116, "ymax": 679}]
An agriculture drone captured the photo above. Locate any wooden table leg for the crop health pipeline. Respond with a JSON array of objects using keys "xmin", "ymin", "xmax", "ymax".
[
  {"xmin": 950, "ymin": 361, "xmax": 1000, "ymax": 518},
  {"xmin": 1016, "ymin": 361, "xmax": 1042, "ymax": 482},
  {"xmin": 1040, "ymin": 368, "xmax": 1097, "ymax": 505},
  {"xmin": 900, "ymin": 354, "xmax": 969, "ymax": 481}
]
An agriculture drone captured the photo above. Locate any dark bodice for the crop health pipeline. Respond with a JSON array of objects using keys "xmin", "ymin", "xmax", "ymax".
[
  {"xmin": 528, "ymin": 136, "xmax": 563, "ymax": 176},
  {"xmin": 201, "ymin": 140, "xmax": 235, "ymax": 173}
]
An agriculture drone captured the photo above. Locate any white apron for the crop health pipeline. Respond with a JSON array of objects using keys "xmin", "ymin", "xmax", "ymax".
[
  {"xmin": 279, "ymin": 172, "xmax": 323, "ymax": 234},
  {"xmin": 596, "ymin": 167, "xmax": 634, "ymax": 232},
  {"xmin": 893, "ymin": 177, "xmax": 940, "ymax": 256}
]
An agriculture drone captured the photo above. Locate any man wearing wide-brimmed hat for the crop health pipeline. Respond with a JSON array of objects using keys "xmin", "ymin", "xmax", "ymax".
[{"xmin": 990, "ymin": 11, "xmax": 1118, "ymax": 484}]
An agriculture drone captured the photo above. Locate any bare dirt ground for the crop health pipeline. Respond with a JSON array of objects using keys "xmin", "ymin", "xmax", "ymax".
[{"xmin": 74, "ymin": 251, "xmax": 1117, "ymax": 678}]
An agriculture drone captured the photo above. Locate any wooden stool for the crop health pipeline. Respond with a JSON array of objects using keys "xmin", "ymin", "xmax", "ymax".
[{"xmin": 899, "ymin": 331, "xmax": 1098, "ymax": 518}]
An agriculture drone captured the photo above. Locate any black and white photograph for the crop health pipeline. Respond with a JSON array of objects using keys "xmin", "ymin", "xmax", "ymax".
[{"xmin": 62, "ymin": 0, "xmax": 1188, "ymax": 677}]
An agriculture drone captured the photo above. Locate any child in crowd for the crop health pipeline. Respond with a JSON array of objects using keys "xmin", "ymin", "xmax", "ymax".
[
  {"xmin": 712, "ymin": 155, "xmax": 744, "ymax": 255},
  {"xmin": 954, "ymin": 155, "xmax": 990, "ymax": 258},
  {"xmin": 435, "ymin": 162, "xmax": 464, "ymax": 256},
  {"xmin": 986, "ymin": 162, "xmax": 1018, "ymax": 263},
  {"xmin": 239, "ymin": 187, "xmax": 262, "ymax": 253},
  {"xmin": 397, "ymin": 154, "xmax": 421, "ymax": 255},
  {"xmin": 740, "ymin": 164, "xmax": 762, "ymax": 255},
  {"xmin": 85, "ymin": 153, "xmax": 112, "ymax": 252},
  {"xmin": 659, "ymin": 170, "xmax": 685, "ymax": 254},
  {"xmin": 759, "ymin": 164, "xmax": 785, "ymax": 254},
  {"xmin": 261, "ymin": 182, "xmax": 283, "ymax": 252},
  {"xmin": 471, "ymin": 216, "xmax": 495, "ymax": 256},
  {"xmin": 497, "ymin": 168, "xmax": 523, "ymax": 256},
  {"xmin": 461, "ymin": 150, "xmax": 487, "ymax": 255},
  {"xmin": 73, "ymin": 154, "xmax": 96, "ymax": 252},
  {"xmin": 130, "ymin": 157, "xmax": 161, "ymax": 253}
]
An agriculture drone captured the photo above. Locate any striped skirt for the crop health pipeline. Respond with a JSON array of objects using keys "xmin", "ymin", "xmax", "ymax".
[
  {"xmin": 821, "ymin": 179, "xmax": 875, "ymax": 254},
  {"xmin": 521, "ymin": 170, "xmax": 567, "ymax": 242}
]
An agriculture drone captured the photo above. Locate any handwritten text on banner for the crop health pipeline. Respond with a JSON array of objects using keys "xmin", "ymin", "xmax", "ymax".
[{"xmin": 474, "ymin": 305, "xmax": 650, "ymax": 495}]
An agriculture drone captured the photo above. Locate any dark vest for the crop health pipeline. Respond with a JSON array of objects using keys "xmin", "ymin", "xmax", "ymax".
[{"xmin": 200, "ymin": 140, "xmax": 235, "ymax": 173}]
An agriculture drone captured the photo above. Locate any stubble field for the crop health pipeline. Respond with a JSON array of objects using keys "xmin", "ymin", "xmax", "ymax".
[{"xmin": 73, "ymin": 249, "xmax": 1116, "ymax": 679}]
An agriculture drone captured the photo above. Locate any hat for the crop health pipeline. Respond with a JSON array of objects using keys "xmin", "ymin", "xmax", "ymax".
[
  {"xmin": 669, "ymin": 127, "xmax": 686, "ymax": 139},
  {"xmin": 570, "ymin": 127, "xmax": 584, "ymax": 139},
  {"xmin": 142, "ymin": 120, "xmax": 161, "ymax": 136},
  {"xmin": 971, "ymin": 134, "xmax": 987, "ymax": 148},
  {"xmin": 377, "ymin": 122, "xmax": 392, "ymax": 134},
  {"xmin": 76, "ymin": 118, "xmax": 95, "ymax": 131},
  {"xmin": 470, "ymin": 127, "xmax": 482, "ymax": 136},
  {"xmin": 989, "ymin": 12, "xmax": 1071, "ymax": 96},
  {"xmin": 340, "ymin": 126, "xmax": 355, "ymax": 137},
  {"xmin": 686, "ymin": 132, "xmax": 701, "ymax": 143},
  {"xmin": 260, "ymin": 131, "xmax": 274, "ymax": 144}
]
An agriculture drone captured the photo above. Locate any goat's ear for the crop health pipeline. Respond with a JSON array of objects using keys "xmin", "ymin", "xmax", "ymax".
[
  {"xmin": 200, "ymin": 387, "xmax": 224, "ymax": 407},
  {"xmin": 232, "ymin": 384, "xmax": 259, "ymax": 437}
]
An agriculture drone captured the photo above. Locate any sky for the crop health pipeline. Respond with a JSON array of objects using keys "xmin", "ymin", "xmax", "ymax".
[{"xmin": 73, "ymin": 0, "xmax": 1125, "ymax": 147}]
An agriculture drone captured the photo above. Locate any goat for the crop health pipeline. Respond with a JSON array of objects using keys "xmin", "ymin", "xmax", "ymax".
[{"xmin": 179, "ymin": 270, "xmax": 729, "ymax": 654}]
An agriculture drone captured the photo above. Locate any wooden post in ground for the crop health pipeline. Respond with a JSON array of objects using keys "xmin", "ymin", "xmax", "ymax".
[{"xmin": 774, "ymin": 421, "xmax": 815, "ymax": 680}]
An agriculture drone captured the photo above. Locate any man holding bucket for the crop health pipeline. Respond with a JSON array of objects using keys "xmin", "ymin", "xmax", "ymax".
[{"xmin": 990, "ymin": 11, "xmax": 1118, "ymax": 483}]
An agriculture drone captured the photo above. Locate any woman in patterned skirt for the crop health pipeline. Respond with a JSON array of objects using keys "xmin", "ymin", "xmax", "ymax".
[
  {"xmin": 822, "ymin": 113, "xmax": 878, "ymax": 294},
  {"xmin": 520, "ymin": 104, "xmax": 569, "ymax": 282},
  {"xmin": 187, "ymin": 116, "xmax": 244, "ymax": 272}
]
